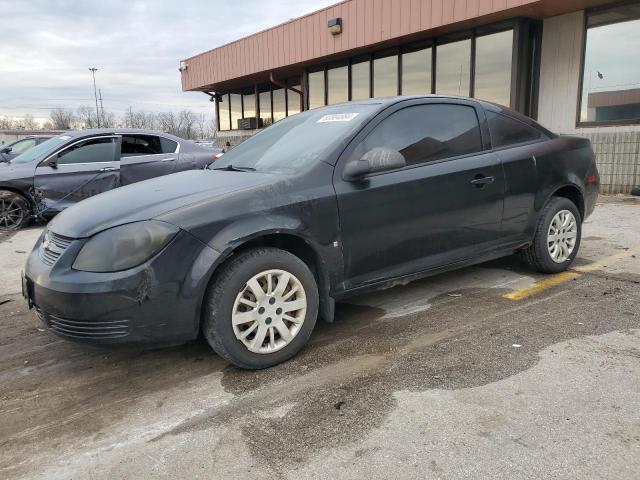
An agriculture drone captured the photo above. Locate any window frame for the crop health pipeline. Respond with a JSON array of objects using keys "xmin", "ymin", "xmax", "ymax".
[
  {"xmin": 338, "ymin": 98, "xmax": 490, "ymax": 180},
  {"xmin": 486, "ymin": 111, "xmax": 548, "ymax": 151},
  {"xmin": 576, "ymin": 1, "xmax": 640, "ymax": 128},
  {"xmin": 41, "ymin": 136, "xmax": 119, "ymax": 167}
]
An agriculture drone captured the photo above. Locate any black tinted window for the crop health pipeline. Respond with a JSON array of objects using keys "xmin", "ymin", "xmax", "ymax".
[
  {"xmin": 359, "ymin": 104, "xmax": 482, "ymax": 166},
  {"xmin": 160, "ymin": 137, "xmax": 178, "ymax": 153},
  {"xmin": 487, "ymin": 111, "xmax": 543, "ymax": 148},
  {"xmin": 121, "ymin": 135, "xmax": 164, "ymax": 156},
  {"xmin": 57, "ymin": 138, "xmax": 117, "ymax": 165}
]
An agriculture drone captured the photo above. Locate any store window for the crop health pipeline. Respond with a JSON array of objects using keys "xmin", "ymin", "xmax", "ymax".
[
  {"xmin": 580, "ymin": 4, "xmax": 640, "ymax": 124},
  {"xmin": 229, "ymin": 93, "xmax": 242, "ymax": 130},
  {"xmin": 436, "ymin": 39, "xmax": 471, "ymax": 96},
  {"xmin": 259, "ymin": 87, "xmax": 272, "ymax": 127},
  {"xmin": 272, "ymin": 88, "xmax": 286, "ymax": 122},
  {"xmin": 474, "ymin": 30, "xmax": 513, "ymax": 106},
  {"xmin": 351, "ymin": 60, "xmax": 370, "ymax": 100},
  {"xmin": 308, "ymin": 69, "xmax": 325, "ymax": 109},
  {"xmin": 288, "ymin": 78, "xmax": 302, "ymax": 116},
  {"xmin": 218, "ymin": 95, "xmax": 230, "ymax": 131},
  {"xmin": 243, "ymin": 92, "xmax": 256, "ymax": 119},
  {"xmin": 328, "ymin": 64, "xmax": 349, "ymax": 105},
  {"xmin": 373, "ymin": 54, "xmax": 398, "ymax": 98},
  {"xmin": 402, "ymin": 47, "xmax": 432, "ymax": 95}
]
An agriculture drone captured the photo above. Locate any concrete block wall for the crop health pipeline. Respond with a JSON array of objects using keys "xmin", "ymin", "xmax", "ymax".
[{"xmin": 585, "ymin": 131, "xmax": 640, "ymax": 194}]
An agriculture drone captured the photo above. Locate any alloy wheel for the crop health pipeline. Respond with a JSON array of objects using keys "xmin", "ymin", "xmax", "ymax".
[
  {"xmin": 231, "ymin": 269, "xmax": 307, "ymax": 354},
  {"xmin": 547, "ymin": 209, "xmax": 578, "ymax": 263},
  {"xmin": 0, "ymin": 197, "xmax": 25, "ymax": 229}
]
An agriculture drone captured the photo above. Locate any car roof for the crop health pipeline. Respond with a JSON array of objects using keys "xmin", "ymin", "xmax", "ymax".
[{"xmin": 61, "ymin": 128, "xmax": 183, "ymax": 142}]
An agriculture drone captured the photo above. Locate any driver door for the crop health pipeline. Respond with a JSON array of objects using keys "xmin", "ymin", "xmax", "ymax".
[{"xmin": 34, "ymin": 136, "xmax": 120, "ymax": 213}]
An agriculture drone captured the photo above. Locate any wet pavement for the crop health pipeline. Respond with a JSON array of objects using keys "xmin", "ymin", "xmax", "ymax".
[{"xmin": 0, "ymin": 198, "xmax": 639, "ymax": 479}]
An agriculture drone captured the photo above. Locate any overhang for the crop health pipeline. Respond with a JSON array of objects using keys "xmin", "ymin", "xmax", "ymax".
[{"xmin": 181, "ymin": 0, "xmax": 615, "ymax": 93}]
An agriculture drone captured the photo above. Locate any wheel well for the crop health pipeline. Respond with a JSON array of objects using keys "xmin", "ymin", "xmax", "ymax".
[
  {"xmin": 222, "ymin": 233, "xmax": 333, "ymax": 321},
  {"xmin": 552, "ymin": 185, "xmax": 584, "ymax": 220},
  {"xmin": 0, "ymin": 187, "xmax": 33, "ymax": 210},
  {"xmin": 235, "ymin": 234, "xmax": 322, "ymax": 280}
]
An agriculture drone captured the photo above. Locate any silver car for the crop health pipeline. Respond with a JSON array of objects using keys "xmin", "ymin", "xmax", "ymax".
[{"xmin": 0, "ymin": 129, "xmax": 219, "ymax": 229}]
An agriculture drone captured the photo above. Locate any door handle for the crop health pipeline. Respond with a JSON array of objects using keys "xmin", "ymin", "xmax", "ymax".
[
  {"xmin": 99, "ymin": 166, "xmax": 117, "ymax": 172},
  {"xmin": 470, "ymin": 175, "xmax": 495, "ymax": 187},
  {"xmin": 161, "ymin": 158, "xmax": 177, "ymax": 162}
]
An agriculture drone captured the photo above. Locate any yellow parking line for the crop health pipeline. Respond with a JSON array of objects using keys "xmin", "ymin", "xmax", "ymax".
[
  {"xmin": 503, "ymin": 244, "xmax": 640, "ymax": 301},
  {"xmin": 502, "ymin": 272, "xmax": 580, "ymax": 300}
]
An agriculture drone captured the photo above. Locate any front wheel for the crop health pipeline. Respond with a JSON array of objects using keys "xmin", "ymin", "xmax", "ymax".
[
  {"xmin": 0, "ymin": 191, "xmax": 31, "ymax": 230},
  {"xmin": 520, "ymin": 197, "xmax": 582, "ymax": 274},
  {"xmin": 202, "ymin": 247, "xmax": 319, "ymax": 369}
]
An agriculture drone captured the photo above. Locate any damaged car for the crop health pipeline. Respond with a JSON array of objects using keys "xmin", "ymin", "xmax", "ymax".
[
  {"xmin": 0, "ymin": 129, "xmax": 218, "ymax": 229},
  {"xmin": 23, "ymin": 96, "xmax": 599, "ymax": 369}
]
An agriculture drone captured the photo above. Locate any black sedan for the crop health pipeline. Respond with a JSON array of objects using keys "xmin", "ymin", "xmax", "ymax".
[
  {"xmin": 24, "ymin": 96, "xmax": 599, "ymax": 369},
  {"xmin": 0, "ymin": 129, "xmax": 218, "ymax": 229}
]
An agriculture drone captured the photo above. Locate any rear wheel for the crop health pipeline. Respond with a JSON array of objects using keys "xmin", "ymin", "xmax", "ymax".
[
  {"xmin": 0, "ymin": 191, "xmax": 31, "ymax": 230},
  {"xmin": 202, "ymin": 247, "xmax": 319, "ymax": 369},
  {"xmin": 520, "ymin": 197, "xmax": 581, "ymax": 273}
]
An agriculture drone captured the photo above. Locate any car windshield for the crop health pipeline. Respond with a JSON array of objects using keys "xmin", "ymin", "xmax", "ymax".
[
  {"xmin": 211, "ymin": 104, "xmax": 378, "ymax": 174},
  {"xmin": 11, "ymin": 135, "xmax": 71, "ymax": 164}
]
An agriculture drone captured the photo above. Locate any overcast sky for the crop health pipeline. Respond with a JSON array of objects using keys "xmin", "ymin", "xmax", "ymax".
[{"xmin": 0, "ymin": 0, "xmax": 335, "ymax": 123}]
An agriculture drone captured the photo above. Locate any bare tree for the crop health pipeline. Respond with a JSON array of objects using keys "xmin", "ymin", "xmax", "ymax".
[
  {"xmin": 194, "ymin": 113, "xmax": 214, "ymax": 140},
  {"xmin": 76, "ymin": 105, "xmax": 100, "ymax": 129},
  {"xmin": 49, "ymin": 108, "xmax": 75, "ymax": 130},
  {"xmin": 124, "ymin": 107, "xmax": 157, "ymax": 129},
  {"xmin": 0, "ymin": 117, "xmax": 15, "ymax": 130},
  {"xmin": 17, "ymin": 114, "xmax": 38, "ymax": 130}
]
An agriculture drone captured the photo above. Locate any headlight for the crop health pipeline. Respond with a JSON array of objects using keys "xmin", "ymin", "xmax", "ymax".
[{"xmin": 73, "ymin": 221, "xmax": 179, "ymax": 273}]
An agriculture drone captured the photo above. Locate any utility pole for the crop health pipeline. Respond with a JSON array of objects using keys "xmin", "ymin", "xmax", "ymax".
[
  {"xmin": 98, "ymin": 89, "xmax": 105, "ymax": 126},
  {"xmin": 89, "ymin": 67, "xmax": 100, "ymax": 128}
]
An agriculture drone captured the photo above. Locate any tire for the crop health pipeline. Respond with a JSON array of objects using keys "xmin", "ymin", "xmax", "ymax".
[
  {"xmin": 202, "ymin": 247, "xmax": 319, "ymax": 369},
  {"xmin": 520, "ymin": 197, "xmax": 582, "ymax": 274},
  {"xmin": 0, "ymin": 191, "xmax": 31, "ymax": 230}
]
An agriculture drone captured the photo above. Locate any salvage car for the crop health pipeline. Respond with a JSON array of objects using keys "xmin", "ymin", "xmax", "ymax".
[
  {"xmin": 0, "ymin": 129, "xmax": 218, "ymax": 229},
  {"xmin": 23, "ymin": 96, "xmax": 599, "ymax": 369},
  {"xmin": 0, "ymin": 136, "xmax": 53, "ymax": 163}
]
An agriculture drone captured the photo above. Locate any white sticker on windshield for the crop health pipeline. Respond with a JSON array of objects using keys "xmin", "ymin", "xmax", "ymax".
[{"xmin": 317, "ymin": 113, "xmax": 359, "ymax": 123}]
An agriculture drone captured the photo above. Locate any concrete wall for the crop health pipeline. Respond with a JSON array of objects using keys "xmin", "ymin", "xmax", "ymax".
[{"xmin": 538, "ymin": 11, "xmax": 640, "ymax": 194}]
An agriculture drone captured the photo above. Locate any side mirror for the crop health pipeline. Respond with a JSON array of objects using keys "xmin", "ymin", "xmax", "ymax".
[
  {"xmin": 1, "ymin": 147, "xmax": 11, "ymax": 154},
  {"xmin": 343, "ymin": 147, "xmax": 406, "ymax": 180}
]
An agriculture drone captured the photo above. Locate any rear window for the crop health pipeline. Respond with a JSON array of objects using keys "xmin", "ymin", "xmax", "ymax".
[
  {"xmin": 121, "ymin": 135, "xmax": 178, "ymax": 156},
  {"xmin": 487, "ymin": 111, "xmax": 544, "ymax": 148}
]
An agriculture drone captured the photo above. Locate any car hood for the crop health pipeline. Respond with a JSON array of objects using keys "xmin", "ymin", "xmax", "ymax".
[{"xmin": 48, "ymin": 169, "xmax": 274, "ymax": 238}]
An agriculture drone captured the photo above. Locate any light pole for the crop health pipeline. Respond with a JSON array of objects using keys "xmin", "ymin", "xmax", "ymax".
[{"xmin": 89, "ymin": 67, "xmax": 100, "ymax": 127}]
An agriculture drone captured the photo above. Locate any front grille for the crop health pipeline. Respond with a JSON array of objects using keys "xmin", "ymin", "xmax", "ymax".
[
  {"xmin": 36, "ymin": 309, "xmax": 130, "ymax": 339},
  {"xmin": 38, "ymin": 231, "xmax": 74, "ymax": 266}
]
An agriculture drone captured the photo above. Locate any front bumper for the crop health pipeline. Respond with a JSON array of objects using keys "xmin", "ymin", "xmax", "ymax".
[{"xmin": 24, "ymin": 228, "xmax": 220, "ymax": 344}]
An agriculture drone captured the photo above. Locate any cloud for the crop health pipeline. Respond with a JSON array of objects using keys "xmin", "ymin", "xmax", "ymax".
[{"xmin": 0, "ymin": 0, "xmax": 335, "ymax": 122}]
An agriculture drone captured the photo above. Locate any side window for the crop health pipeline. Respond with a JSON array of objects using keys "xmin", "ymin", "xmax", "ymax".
[
  {"xmin": 121, "ymin": 135, "xmax": 164, "ymax": 156},
  {"xmin": 11, "ymin": 139, "xmax": 37, "ymax": 154},
  {"xmin": 487, "ymin": 111, "xmax": 544, "ymax": 148},
  {"xmin": 357, "ymin": 104, "xmax": 483, "ymax": 167},
  {"xmin": 57, "ymin": 138, "xmax": 117, "ymax": 165},
  {"xmin": 160, "ymin": 137, "xmax": 178, "ymax": 154}
]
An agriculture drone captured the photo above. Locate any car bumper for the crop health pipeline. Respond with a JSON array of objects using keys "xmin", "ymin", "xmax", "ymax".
[{"xmin": 24, "ymin": 229, "xmax": 220, "ymax": 344}]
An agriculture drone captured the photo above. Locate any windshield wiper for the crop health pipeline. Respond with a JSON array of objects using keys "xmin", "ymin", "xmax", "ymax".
[{"xmin": 212, "ymin": 164, "xmax": 256, "ymax": 172}]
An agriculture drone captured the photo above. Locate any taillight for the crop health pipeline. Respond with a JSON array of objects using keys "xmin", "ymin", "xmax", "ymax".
[
  {"xmin": 587, "ymin": 175, "xmax": 598, "ymax": 185},
  {"xmin": 213, "ymin": 152, "xmax": 224, "ymax": 161}
]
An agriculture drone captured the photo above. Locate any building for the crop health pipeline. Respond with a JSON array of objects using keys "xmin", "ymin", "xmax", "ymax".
[{"xmin": 181, "ymin": 0, "xmax": 640, "ymax": 193}]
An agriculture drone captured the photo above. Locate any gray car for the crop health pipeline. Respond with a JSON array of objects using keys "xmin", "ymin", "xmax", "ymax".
[
  {"xmin": 0, "ymin": 129, "xmax": 217, "ymax": 229},
  {"xmin": 0, "ymin": 136, "xmax": 53, "ymax": 163}
]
